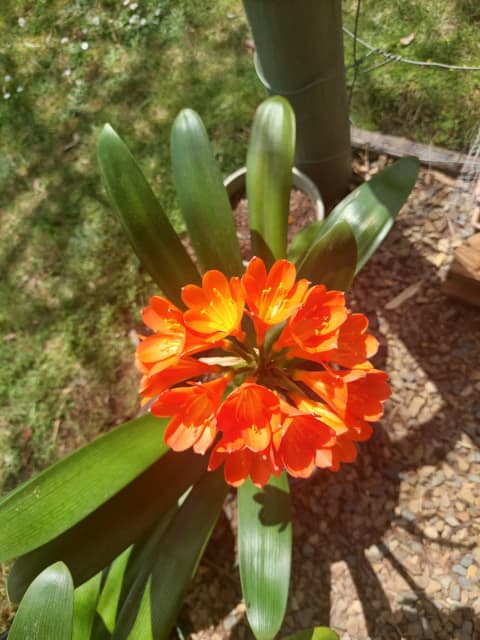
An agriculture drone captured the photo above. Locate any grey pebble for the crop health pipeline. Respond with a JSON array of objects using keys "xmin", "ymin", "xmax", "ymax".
[
  {"xmin": 449, "ymin": 584, "xmax": 461, "ymax": 601},
  {"xmin": 460, "ymin": 554, "xmax": 474, "ymax": 568},
  {"xmin": 452, "ymin": 564, "xmax": 467, "ymax": 576},
  {"xmin": 402, "ymin": 509, "xmax": 415, "ymax": 522},
  {"xmin": 459, "ymin": 577, "xmax": 473, "ymax": 591}
]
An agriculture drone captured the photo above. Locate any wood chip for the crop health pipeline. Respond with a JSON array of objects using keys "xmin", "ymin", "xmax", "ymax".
[{"xmin": 385, "ymin": 281, "xmax": 423, "ymax": 310}]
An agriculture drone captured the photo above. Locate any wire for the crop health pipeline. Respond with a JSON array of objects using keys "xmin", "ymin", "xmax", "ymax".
[{"xmin": 343, "ymin": 26, "xmax": 480, "ymax": 72}]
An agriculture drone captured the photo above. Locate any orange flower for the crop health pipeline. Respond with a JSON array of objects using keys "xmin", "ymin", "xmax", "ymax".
[
  {"xmin": 273, "ymin": 412, "xmax": 335, "ymax": 478},
  {"xmin": 215, "ymin": 383, "xmax": 281, "ymax": 452},
  {"xmin": 182, "ymin": 270, "xmax": 244, "ymax": 342},
  {"xmin": 136, "ymin": 296, "xmax": 187, "ymax": 373},
  {"xmin": 136, "ymin": 258, "xmax": 390, "ymax": 487},
  {"xmin": 317, "ymin": 431, "xmax": 359, "ymax": 472},
  {"xmin": 295, "ymin": 313, "xmax": 379, "ymax": 368},
  {"xmin": 276, "ymin": 285, "xmax": 347, "ymax": 353},
  {"xmin": 209, "ymin": 445, "xmax": 279, "ymax": 487},
  {"xmin": 242, "ymin": 257, "xmax": 309, "ymax": 344},
  {"xmin": 295, "ymin": 368, "xmax": 391, "ymax": 423},
  {"xmin": 139, "ymin": 356, "xmax": 215, "ymax": 402},
  {"xmin": 151, "ymin": 376, "xmax": 228, "ymax": 454}
]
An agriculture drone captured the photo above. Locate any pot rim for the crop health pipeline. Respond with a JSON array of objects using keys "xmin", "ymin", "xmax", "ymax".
[{"xmin": 223, "ymin": 166, "xmax": 325, "ymax": 221}]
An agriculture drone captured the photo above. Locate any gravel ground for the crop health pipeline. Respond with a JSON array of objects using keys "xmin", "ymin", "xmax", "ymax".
[{"xmin": 182, "ymin": 162, "xmax": 480, "ymax": 640}]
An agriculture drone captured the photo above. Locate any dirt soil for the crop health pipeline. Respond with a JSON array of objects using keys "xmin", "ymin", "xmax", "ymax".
[
  {"xmin": 231, "ymin": 188, "xmax": 318, "ymax": 261},
  {"xmin": 181, "ymin": 156, "xmax": 480, "ymax": 640}
]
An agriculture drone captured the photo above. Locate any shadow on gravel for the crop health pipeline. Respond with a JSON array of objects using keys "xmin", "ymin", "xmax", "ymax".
[{"xmin": 283, "ymin": 210, "xmax": 479, "ymax": 639}]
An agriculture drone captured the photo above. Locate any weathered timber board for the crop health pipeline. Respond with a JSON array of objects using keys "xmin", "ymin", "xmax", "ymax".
[
  {"xmin": 443, "ymin": 233, "xmax": 480, "ymax": 306},
  {"xmin": 351, "ymin": 126, "xmax": 480, "ymax": 176}
]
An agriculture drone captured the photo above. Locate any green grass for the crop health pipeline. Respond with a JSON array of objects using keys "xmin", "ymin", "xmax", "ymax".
[
  {"xmin": 0, "ymin": 0, "xmax": 261, "ymax": 513},
  {"xmin": 0, "ymin": 0, "xmax": 479, "ymax": 626},
  {"xmin": 343, "ymin": 0, "xmax": 480, "ymax": 149}
]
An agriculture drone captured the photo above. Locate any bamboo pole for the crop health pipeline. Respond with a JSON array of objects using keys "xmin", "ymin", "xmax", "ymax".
[{"xmin": 242, "ymin": 0, "xmax": 352, "ymax": 204}]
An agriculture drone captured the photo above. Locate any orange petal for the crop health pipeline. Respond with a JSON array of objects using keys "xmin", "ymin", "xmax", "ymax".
[
  {"xmin": 224, "ymin": 449, "xmax": 251, "ymax": 487},
  {"xmin": 183, "ymin": 270, "xmax": 244, "ymax": 340},
  {"xmin": 281, "ymin": 286, "xmax": 347, "ymax": 353},
  {"xmin": 277, "ymin": 414, "xmax": 333, "ymax": 478}
]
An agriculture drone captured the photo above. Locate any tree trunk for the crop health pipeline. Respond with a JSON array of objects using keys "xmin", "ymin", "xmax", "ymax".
[{"xmin": 242, "ymin": 0, "xmax": 351, "ymax": 204}]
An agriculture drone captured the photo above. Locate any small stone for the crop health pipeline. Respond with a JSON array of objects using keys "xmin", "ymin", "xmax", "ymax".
[
  {"xmin": 425, "ymin": 525, "xmax": 439, "ymax": 539},
  {"xmin": 446, "ymin": 515, "xmax": 460, "ymax": 527},
  {"xmin": 461, "ymin": 554, "xmax": 474, "ymax": 568},
  {"xmin": 408, "ymin": 396, "xmax": 424, "ymax": 418},
  {"xmin": 449, "ymin": 584, "xmax": 461, "ymax": 601},
  {"xmin": 457, "ymin": 457, "xmax": 470, "ymax": 473},
  {"xmin": 459, "ymin": 577, "xmax": 473, "ymax": 591},
  {"xmin": 466, "ymin": 565, "xmax": 478, "ymax": 581},
  {"xmin": 430, "ymin": 471, "xmax": 444, "ymax": 487},
  {"xmin": 457, "ymin": 511, "xmax": 470, "ymax": 523},
  {"xmin": 402, "ymin": 509, "xmax": 415, "ymax": 522},
  {"xmin": 427, "ymin": 579, "xmax": 442, "ymax": 592},
  {"xmin": 453, "ymin": 564, "xmax": 467, "ymax": 576}
]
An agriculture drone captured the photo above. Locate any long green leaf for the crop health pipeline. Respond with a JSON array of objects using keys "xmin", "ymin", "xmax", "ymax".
[
  {"xmin": 0, "ymin": 414, "xmax": 168, "ymax": 564},
  {"xmin": 247, "ymin": 96, "xmax": 295, "ymax": 266},
  {"xmin": 291, "ymin": 157, "xmax": 419, "ymax": 273},
  {"xmin": 9, "ymin": 562, "xmax": 74, "ymax": 640},
  {"xmin": 283, "ymin": 627, "xmax": 340, "ymax": 640},
  {"xmin": 8, "ymin": 449, "xmax": 208, "ymax": 602},
  {"xmin": 238, "ymin": 472, "xmax": 292, "ymax": 640},
  {"xmin": 96, "ymin": 546, "xmax": 133, "ymax": 632},
  {"xmin": 113, "ymin": 469, "xmax": 227, "ymax": 640},
  {"xmin": 97, "ymin": 124, "xmax": 200, "ymax": 305},
  {"xmin": 297, "ymin": 221, "xmax": 357, "ymax": 291},
  {"xmin": 170, "ymin": 109, "xmax": 243, "ymax": 276},
  {"xmin": 73, "ymin": 572, "xmax": 102, "ymax": 640},
  {"xmin": 103, "ymin": 503, "xmax": 178, "ymax": 634}
]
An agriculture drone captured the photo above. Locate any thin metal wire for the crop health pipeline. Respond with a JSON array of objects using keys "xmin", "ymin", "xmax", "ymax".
[{"xmin": 343, "ymin": 26, "xmax": 480, "ymax": 72}]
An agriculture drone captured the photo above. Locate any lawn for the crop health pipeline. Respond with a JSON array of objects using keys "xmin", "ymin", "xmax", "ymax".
[{"xmin": 0, "ymin": 0, "xmax": 479, "ymax": 627}]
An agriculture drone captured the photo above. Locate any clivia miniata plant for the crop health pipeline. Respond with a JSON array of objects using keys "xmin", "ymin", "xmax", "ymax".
[{"xmin": 0, "ymin": 97, "xmax": 418, "ymax": 639}]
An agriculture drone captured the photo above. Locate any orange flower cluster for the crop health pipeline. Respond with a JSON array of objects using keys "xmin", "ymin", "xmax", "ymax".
[{"xmin": 136, "ymin": 258, "xmax": 390, "ymax": 487}]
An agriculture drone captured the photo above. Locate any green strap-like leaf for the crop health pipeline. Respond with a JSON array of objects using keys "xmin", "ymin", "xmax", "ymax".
[
  {"xmin": 297, "ymin": 221, "xmax": 357, "ymax": 291},
  {"xmin": 282, "ymin": 627, "xmax": 340, "ymax": 640},
  {"xmin": 113, "ymin": 469, "xmax": 227, "ymax": 640},
  {"xmin": 0, "ymin": 414, "xmax": 168, "ymax": 564},
  {"xmin": 170, "ymin": 109, "xmax": 243, "ymax": 276},
  {"xmin": 97, "ymin": 124, "xmax": 200, "ymax": 305},
  {"xmin": 73, "ymin": 572, "xmax": 102, "ymax": 640},
  {"xmin": 8, "ymin": 449, "xmax": 207, "ymax": 603},
  {"xmin": 247, "ymin": 96, "xmax": 295, "ymax": 266},
  {"xmin": 238, "ymin": 473, "xmax": 292, "ymax": 640},
  {"xmin": 291, "ymin": 157, "xmax": 419, "ymax": 273},
  {"xmin": 96, "ymin": 546, "xmax": 133, "ymax": 632},
  {"xmin": 9, "ymin": 562, "xmax": 74, "ymax": 640}
]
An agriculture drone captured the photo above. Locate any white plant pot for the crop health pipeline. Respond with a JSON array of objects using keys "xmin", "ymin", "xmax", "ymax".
[{"xmin": 223, "ymin": 166, "xmax": 325, "ymax": 222}]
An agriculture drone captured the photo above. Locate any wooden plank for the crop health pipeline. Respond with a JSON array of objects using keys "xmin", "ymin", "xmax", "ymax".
[
  {"xmin": 443, "ymin": 234, "xmax": 480, "ymax": 306},
  {"xmin": 351, "ymin": 126, "xmax": 479, "ymax": 175}
]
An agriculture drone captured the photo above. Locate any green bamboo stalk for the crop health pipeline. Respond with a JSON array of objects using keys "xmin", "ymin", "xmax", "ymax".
[{"xmin": 242, "ymin": 0, "xmax": 351, "ymax": 204}]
